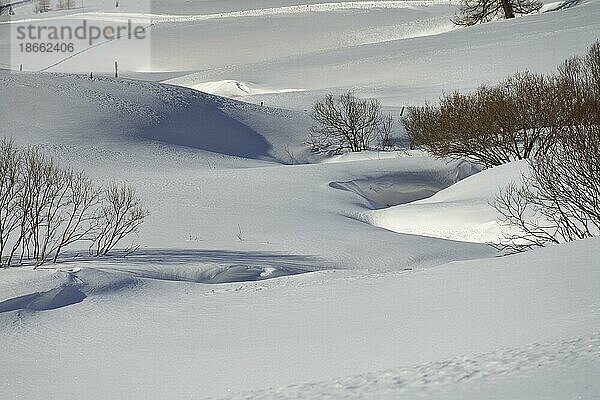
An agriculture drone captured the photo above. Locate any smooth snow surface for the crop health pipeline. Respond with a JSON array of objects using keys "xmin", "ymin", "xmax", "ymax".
[
  {"xmin": 0, "ymin": 0, "xmax": 599, "ymax": 398},
  {"xmin": 176, "ymin": 79, "xmax": 305, "ymax": 99},
  {"xmin": 364, "ymin": 161, "xmax": 527, "ymax": 242}
]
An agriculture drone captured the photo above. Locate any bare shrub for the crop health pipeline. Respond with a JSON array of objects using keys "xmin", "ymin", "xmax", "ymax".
[
  {"xmin": 34, "ymin": 0, "xmax": 53, "ymax": 13},
  {"xmin": 493, "ymin": 125, "xmax": 600, "ymax": 253},
  {"xmin": 454, "ymin": 0, "xmax": 542, "ymax": 26},
  {"xmin": 283, "ymin": 145, "xmax": 297, "ymax": 165},
  {"xmin": 51, "ymin": 171, "xmax": 100, "ymax": 263},
  {"xmin": 19, "ymin": 147, "xmax": 70, "ymax": 266},
  {"xmin": 0, "ymin": 142, "xmax": 148, "ymax": 268},
  {"xmin": 402, "ymin": 72, "xmax": 560, "ymax": 167},
  {"xmin": 308, "ymin": 92, "xmax": 393, "ymax": 154},
  {"xmin": 376, "ymin": 114, "xmax": 395, "ymax": 149},
  {"xmin": 0, "ymin": 139, "xmax": 21, "ymax": 267},
  {"xmin": 493, "ymin": 42, "xmax": 600, "ymax": 253},
  {"xmin": 90, "ymin": 183, "xmax": 149, "ymax": 257},
  {"xmin": 57, "ymin": 0, "xmax": 75, "ymax": 10}
]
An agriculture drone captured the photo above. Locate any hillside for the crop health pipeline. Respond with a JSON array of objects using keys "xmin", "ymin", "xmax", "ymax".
[{"xmin": 0, "ymin": 0, "xmax": 598, "ymax": 399}]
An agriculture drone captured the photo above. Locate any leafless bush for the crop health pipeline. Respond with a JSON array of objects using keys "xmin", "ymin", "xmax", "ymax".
[
  {"xmin": 308, "ymin": 92, "xmax": 394, "ymax": 154},
  {"xmin": 453, "ymin": 0, "xmax": 542, "ymax": 26},
  {"xmin": 89, "ymin": 183, "xmax": 149, "ymax": 257},
  {"xmin": 57, "ymin": 0, "xmax": 75, "ymax": 10},
  {"xmin": 0, "ymin": 139, "xmax": 21, "ymax": 267},
  {"xmin": 19, "ymin": 148, "xmax": 72, "ymax": 266},
  {"xmin": 376, "ymin": 114, "xmax": 395, "ymax": 149},
  {"xmin": 493, "ymin": 42, "xmax": 600, "ymax": 253},
  {"xmin": 283, "ymin": 145, "xmax": 297, "ymax": 165},
  {"xmin": 51, "ymin": 171, "xmax": 100, "ymax": 262},
  {"xmin": 0, "ymin": 142, "xmax": 148, "ymax": 268},
  {"xmin": 493, "ymin": 125, "xmax": 600, "ymax": 253},
  {"xmin": 402, "ymin": 71, "xmax": 564, "ymax": 167},
  {"xmin": 34, "ymin": 0, "xmax": 53, "ymax": 13}
]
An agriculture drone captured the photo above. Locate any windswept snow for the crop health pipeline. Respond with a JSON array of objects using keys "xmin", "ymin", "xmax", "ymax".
[
  {"xmin": 167, "ymin": 79, "xmax": 305, "ymax": 99},
  {"xmin": 2, "ymin": 1, "xmax": 463, "ymax": 25},
  {"xmin": 1, "ymin": 235, "xmax": 598, "ymax": 399},
  {"xmin": 219, "ymin": 332, "xmax": 600, "ymax": 399},
  {"xmin": 0, "ymin": 71, "xmax": 493, "ymax": 272},
  {"xmin": 363, "ymin": 161, "xmax": 527, "ymax": 242},
  {"xmin": 0, "ymin": 0, "xmax": 599, "ymax": 398},
  {"xmin": 0, "ymin": 72, "xmax": 306, "ymax": 163}
]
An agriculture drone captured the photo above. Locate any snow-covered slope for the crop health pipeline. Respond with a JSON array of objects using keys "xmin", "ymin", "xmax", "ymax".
[
  {"xmin": 215, "ymin": 238, "xmax": 600, "ymax": 400},
  {"xmin": 0, "ymin": 71, "xmax": 493, "ymax": 273},
  {"xmin": 3, "ymin": 0, "xmax": 598, "ymax": 108},
  {"xmin": 363, "ymin": 161, "xmax": 527, "ymax": 242},
  {"xmin": 0, "ymin": 0, "xmax": 599, "ymax": 399},
  {"xmin": 1, "ymin": 234, "xmax": 597, "ymax": 399},
  {"xmin": 0, "ymin": 71, "xmax": 316, "ymax": 163}
]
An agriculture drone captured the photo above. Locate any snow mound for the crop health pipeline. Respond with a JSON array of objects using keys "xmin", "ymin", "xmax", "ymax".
[
  {"xmin": 166, "ymin": 79, "xmax": 305, "ymax": 99},
  {"xmin": 0, "ymin": 72, "xmax": 314, "ymax": 162},
  {"xmin": 363, "ymin": 161, "xmax": 528, "ymax": 243},
  {"xmin": 0, "ymin": 286, "xmax": 87, "ymax": 313},
  {"xmin": 76, "ymin": 249, "xmax": 326, "ymax": 284}
]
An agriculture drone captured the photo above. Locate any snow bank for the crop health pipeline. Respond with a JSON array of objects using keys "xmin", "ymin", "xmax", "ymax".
[
  {"xmin": 164, "ymin": 79, "xmax": 304, "ymax": 99},
  {"xmin": 363, "ymin": 161, "xmax": 528, "ymax": 242},
  {"xmin": 0, "ymin": 71, "xmax": 313, "ymax": 163},
  {"xmin": 221, "ymin": 333, "xmax": 600, "ymax": 399},
  {"xmin": 1, "ymin": 234, "xmax": 597, "ymax": 399}
]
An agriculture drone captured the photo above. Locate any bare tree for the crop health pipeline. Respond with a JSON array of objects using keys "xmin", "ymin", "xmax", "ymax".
[
  {"xmin": 90, "ymin": 183, "xmax": 148, "ymax": 257},
  {"xmin": 57, "ymin": 0, "xmax": 76, "ymax": 10},
  {"xmin": 493, "ymin": 42, "xmax": 600, "ymax": 253},
  {"xmin": 17, "ymin": 147, "xmax": 73, "ymax": 267},
  {"xmin": 34, "ymin": 0, "xmax": 53, "ymax": 13},
  {"xmin": 1, "ymin": 141, "xmax": 149, "ymax": 268},
  {"xmin": 453, "ymin": 0, "xmax": 542, "ymax": 26},
  {"xmin": 376, "ymin": 114, "xmax": 394, "ymax": 149},
  {"xmin": 308, "ymin": 92, "xmax": 393, "ymax": 154},
  {"xmin": 493, "ymin": 125, "xmax": 600, "ymax": 253},
  {"xmin": 0, "ymin": 139, "xmax": 21, "ymax": 267},
  {"xmin": 51, "ymin": 171, "xmax": 100, "ymax": 263}
]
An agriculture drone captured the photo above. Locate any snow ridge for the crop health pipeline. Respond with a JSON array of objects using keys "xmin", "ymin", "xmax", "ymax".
[
  {"xmin": 216, "ymin": 333, "xmax": 600, "ymax": 399},
  {"xmin": 1, "ymin": 1, "xmax": 462, "ymax": 25}
]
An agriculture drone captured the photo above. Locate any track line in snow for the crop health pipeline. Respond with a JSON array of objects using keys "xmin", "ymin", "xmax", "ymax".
[
  {"xmin": 215, "ymin": 332, "xmax": 600, "ymax": 399},
  {"xmin": 1, "ymin": 1, "xmax": 460, "ymax": 25}
]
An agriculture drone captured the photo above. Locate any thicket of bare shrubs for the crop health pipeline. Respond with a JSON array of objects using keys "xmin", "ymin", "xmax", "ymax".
[
  {"xmin": 308, "ymin": 92, "xmax": 394, "ymax": 154},
  {"xmin": 0, "ymin": 140, "xmax": 148, "ymax": 268},
  {"xmin": 402, "ymin": 71, "xmax": 566, "ymax": 167},
  {"xmin": 401, "ymin": 41, "xmax": 600, "ymax": 253},
  {"xmin": 493, "ymin": 42, "xmax": 600, "ymax": 253}
]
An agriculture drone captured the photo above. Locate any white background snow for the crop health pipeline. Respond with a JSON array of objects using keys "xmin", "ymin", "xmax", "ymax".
[{"xmin": 0, "ymin": 0, "xmax": 599, "ymax": 399}]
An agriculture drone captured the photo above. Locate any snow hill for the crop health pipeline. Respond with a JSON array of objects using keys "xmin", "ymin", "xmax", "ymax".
[
  {"xmin": 0, "ymin": 71, "xmax": 316, "ymax": 163},
  {"xmin": 363, "ymin": 161, "xmax": 528, "ymax": 243},
  {"xmin": 0, "ymin": 0, "xmax": 599, "ymax": 399}
]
